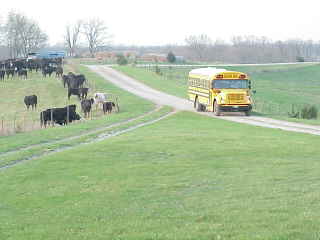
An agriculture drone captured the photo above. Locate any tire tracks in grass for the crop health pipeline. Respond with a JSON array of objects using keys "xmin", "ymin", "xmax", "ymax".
[
  {"xmin": 0, "ymin": 106, "xmax": 162, "ymax": 159},
  {"xmin": 0, "ymin": 106, "xmax": 176, "ymax": 170}
]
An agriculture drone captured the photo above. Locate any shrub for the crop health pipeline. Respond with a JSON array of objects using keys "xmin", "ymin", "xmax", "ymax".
[
  {"xmin": 301, "ymin": 105, "xmax": 318, "ymax": 119},
  {"xmin": 288, "ymin": 104, "xmax": 300, "ymax": 118},
  {"xmin": 117, "ymin": 54, "xmax": 128, "ymax": 65},
  {"xmin": 167, "ymin": 51, "xmax": 176, "ymax": 63},
  {"xmin": 296, "ymin": 56, "xmax": 305, "ymax": 62},
  {"xmin": 155, "ymin": 65, "xmax": 162, "ymax": 75}
]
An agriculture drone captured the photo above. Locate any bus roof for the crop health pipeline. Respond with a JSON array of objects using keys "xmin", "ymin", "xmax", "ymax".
[{"xmin": 189, "ymin": 67, "xmax": 227, "ymax": 78}]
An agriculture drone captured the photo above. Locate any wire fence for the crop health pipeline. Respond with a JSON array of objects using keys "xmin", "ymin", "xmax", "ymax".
[{"xmin": 0, "ymin": 102, "xmax": 121, "ymax": 136}]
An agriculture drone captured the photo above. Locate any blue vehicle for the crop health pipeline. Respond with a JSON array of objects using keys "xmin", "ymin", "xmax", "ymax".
[{"xmin": 28, "ymin": 51, "xmax": 66, "ymax": 59}]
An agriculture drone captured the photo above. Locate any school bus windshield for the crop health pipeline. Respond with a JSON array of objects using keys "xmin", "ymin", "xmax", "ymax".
[{"xmin": 213, "ymin": 79, "xmax": 248, "ymax": 89}]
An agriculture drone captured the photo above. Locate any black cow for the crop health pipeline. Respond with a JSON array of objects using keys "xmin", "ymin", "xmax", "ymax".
[
  {"xmin": 6, "ymin": 69, "xmax": 15, "ymax": 79},
  {"xmin": 24, "ymin": 95, "xmax": 37, "ymax": 110},
  {"xmin": 68, "ymin": 88, "xmax": 89, "ymax": 100},
  {"xmin": 102, "ymin": 101, "xmax": 116, "ymax": 114},
  {"xmin": 40, "ymin": 105, "xmax": 80, "ymax": 127},
  {"xmin": 81, "ymin": 98, "xmax": 94, "ymax": 118},
  {"xmin": 42, "ymin": 66, "xmax": 55, "ymax": 77},
  {"xmin": 79, "ymin": 88, "xmax": 89, "ymax": 99},
  {"xmin": 67, "ymin": 72, "xmax": 86, "ymax": 88},
  {"xmin": 62, "ymin": 75, "xmax": 69, "ymax": 88},
  {"xmin": 56, "ymin": 66, "xmax": 63, "ymax": 78},
  {"xmin": 0, "ymin": 70, "xmax": 5, "ymax": 81},
  {"xmin": 18, "ymin": 69, "xmax": 28, "ymax": 79}
]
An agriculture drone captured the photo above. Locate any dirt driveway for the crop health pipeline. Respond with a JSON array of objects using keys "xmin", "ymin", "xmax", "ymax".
[{"xmin": 88, "ymin": 65, "xmax": 320, "ymax": 136}]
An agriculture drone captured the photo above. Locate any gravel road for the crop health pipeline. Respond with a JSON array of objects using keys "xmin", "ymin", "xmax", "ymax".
[{"xmin": 88, "ymin": 65, "xmax": 320, "ymax": 136}]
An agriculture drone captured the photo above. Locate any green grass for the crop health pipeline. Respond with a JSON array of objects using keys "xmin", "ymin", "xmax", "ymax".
[
  {"xmin": 0, "ymin": 64, "xmax": 154, "ymax": 153},
  {"xmin": 115, "ymin": 63, "xmax": 320, "ymax": 124},
  {"xmin": 114, "ymin": 66, "xmax": 188, "ymax": 98},
  {"xmin": 0, "ymin": 106, "xmax": 173, "ymax": 168},
  {"xmin": 1, "ymin": 112, "xmax": 320, "ymax": 239}
]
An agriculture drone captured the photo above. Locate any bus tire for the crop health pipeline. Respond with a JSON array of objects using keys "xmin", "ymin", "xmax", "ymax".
[
  {"xmin": 244, "ymin": 110, "xmax": 251, "ymax": 116},
  {"xmin": 214, "ymin": 101, "xmax": 221, "ymax": 116},
  {"xmin": 195, "ymin": 98, "xmax": 202, "ymax": 112}
]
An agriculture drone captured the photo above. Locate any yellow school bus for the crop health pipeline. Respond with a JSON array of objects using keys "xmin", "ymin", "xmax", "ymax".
[{"xmin": 188, "ymin": 67, "xmax": 252, "ymax": 116}]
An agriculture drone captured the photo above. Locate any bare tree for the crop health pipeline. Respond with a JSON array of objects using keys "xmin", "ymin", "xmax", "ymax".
[
  {"xmin": 64, "ymin": 20, "xmax": 82, "ymax": 57},
  {"xmin": 0, "ymin": 15, "xmax": 4, "ymax": 45},
  {"xmin": 82, "ymin": 18, "xmax": 110, "ymax": 57},
  {"xmin": 4, "ymin": 11, "xmax": 48, "ymax": 58},
  {"xmin": 185, "ymin": 34, "xmax": 212, "ymax": 61}
]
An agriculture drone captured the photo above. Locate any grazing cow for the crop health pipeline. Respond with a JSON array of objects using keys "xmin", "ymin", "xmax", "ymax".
[
  {"xmin": 6, "ymin": 69, "xmax": 15, "ymax": 79},
  {"xmin": 79, "ymin": 88, "xmax": 89, "ymax": 99},
  {"xmin": 18, "ymin": 69, "xmax": 28, "ymax": 79},
  {"xmin": 102, "ymin": 101, "xmax": 116, "ymax": 114},
  {"xmin": 40, "ymin": 104, "xmax": 80, "ymax": 127},
  {"xmin": 62, "ymin": 74, "xmax": 69, "ymax": 88},
  {"xmin": 24, "ymin": 95, "xmax": 38, "ymax": 110},
  {"xmin": 68, "ymin": 88, "xmax": 81, "ymax": 100},
  {"xmin": 56, "ymin": 66, "xmax": 63, "ymax": 78},
  {"xmin": 67, "ymin": 72, "xmax": 86, "ymax": 88},
  {"xmin": 0, "ymin": 70, "xmax": 5, "ymax": 81},
  {"xmin": 81, "ymin": 98, "xmax": 95, "ymax": 118},
  {"xmin": 42, "ymin": 66, "xmax": 55, "ymax": 77},
  {"xmin": 68, "ymin": 88, "xmax": 89, "ymax": 100},
  {"xmin": 93, "ymin": 92, "xmax": 106, "ymax": 109}
]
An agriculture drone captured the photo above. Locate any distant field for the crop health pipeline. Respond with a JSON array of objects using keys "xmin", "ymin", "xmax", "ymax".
[
  {"xmin": 1, "ymin": 111, "xmax": 320, "ymax": 239},
  {"xmin": 115, "ymin": 63, "xmax": 320, "ymax": 123}
]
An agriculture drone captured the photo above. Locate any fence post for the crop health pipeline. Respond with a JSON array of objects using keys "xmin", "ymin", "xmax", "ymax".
[
  {"xmin": 67, "ymin": 105, "xmax": 70, "ymax": 125},
  {"xmin": 51, "ymin": 109, "xmax": 54, "ymax": 127},
  {"xmin": 116, "ymin": 97, "xmax": 120, "ymax": 112},
  {"xmin": 23, "ymin": 113, "xmax": 26, "ymax": 132},
  {"xmin": 1, "ymin": 115, "xmax": 3, "ymax": 134},
  {"xmin": 13, "ymin": 113, "xmax": 16, "ymax": 133}
]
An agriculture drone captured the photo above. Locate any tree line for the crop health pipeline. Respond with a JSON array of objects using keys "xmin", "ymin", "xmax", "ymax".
[
  {"xmin": 0, "ymin": 11, "xmax": 109, "ymax": 59},
  {"xmin": 1, "ymin": 11, "xmax": 320, "ymax": 63},
  {"xmin": 183, "ymin": 34, "xmax": 320, "ymax": 63}
]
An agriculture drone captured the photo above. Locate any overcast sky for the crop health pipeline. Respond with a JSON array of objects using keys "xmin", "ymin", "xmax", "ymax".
[{"xmin": 1, "ymin": 0, "xmax": 320, "ymax": 46}]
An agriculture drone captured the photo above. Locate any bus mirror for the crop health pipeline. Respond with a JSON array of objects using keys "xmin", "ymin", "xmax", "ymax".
[
  {"xmin": 248, "ymin": 80, "xmax": 251, "ymax": 89},
  {"xmin": 252, "ymin": 90, "xmax": 257, "ymax": 94}
]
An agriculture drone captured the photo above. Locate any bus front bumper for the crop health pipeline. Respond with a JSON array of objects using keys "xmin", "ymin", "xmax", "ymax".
[{"xmin": 220, "ymin": 104, "xmax": 252, "ymax": 112}]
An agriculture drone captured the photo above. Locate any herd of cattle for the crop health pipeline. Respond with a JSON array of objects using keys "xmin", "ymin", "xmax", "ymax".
[
  {"xmin": 0, "ymin": 58, "xmax": 63, "ymax": 81},
  {"xmin": 2, "ymin": 57, "xmax": 119, "ymax": 128}
]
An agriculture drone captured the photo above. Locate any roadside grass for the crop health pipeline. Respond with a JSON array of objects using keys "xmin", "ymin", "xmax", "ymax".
[
  {"xmin": 114, "ymin": 65, "xmax": 187, "ymax": 98},
  {"xmin": 0, "ymin": 106, "xmax": 173, "ymax": 168},
  {"xmin": 1, "ymin": 111, "xmax": 320, "ymax": 239},
  {"xmin": 0, "ymin": 64, "xmax": 154, "ymax": 153},
  {"xmin": 114, "ymin": 63, "xmax": 320, "ymax": 124}
]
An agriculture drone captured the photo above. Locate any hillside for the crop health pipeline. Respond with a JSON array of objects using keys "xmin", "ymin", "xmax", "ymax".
[{"xmin": 1, "ymin": 63, "xmax": 320, "ymax": 239}]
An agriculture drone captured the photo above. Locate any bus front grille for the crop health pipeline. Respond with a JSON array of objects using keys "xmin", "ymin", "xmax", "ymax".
[{"xmin": 227, "ymin": 94, "xmax": 245, "ymax": 101}]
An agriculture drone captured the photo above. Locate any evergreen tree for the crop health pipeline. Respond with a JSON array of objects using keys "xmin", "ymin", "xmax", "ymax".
[{"xmin": 167, "ymin": 51, "xmax": 176, "ymax": 63}]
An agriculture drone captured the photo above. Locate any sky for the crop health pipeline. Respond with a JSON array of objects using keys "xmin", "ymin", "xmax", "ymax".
[{"xmin": 1, "ymin": 0, "xmax": 320, "ymax": 46}]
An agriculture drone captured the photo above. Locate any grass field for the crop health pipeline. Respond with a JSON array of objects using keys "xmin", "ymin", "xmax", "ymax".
[
  {"xmin": 1, "ymin": 111, "xmax": 320, "ymax": 239},
  {"xmin": 1, "ymin": 62, "xmax": 320, "ymax": 239},
  {"xmin": 0, "ymin": 63, "xmax": 154, "ymax": 151},
  {"xmin": 114, "ymin": 63, "xmax": 320, "ymax": 123}
]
